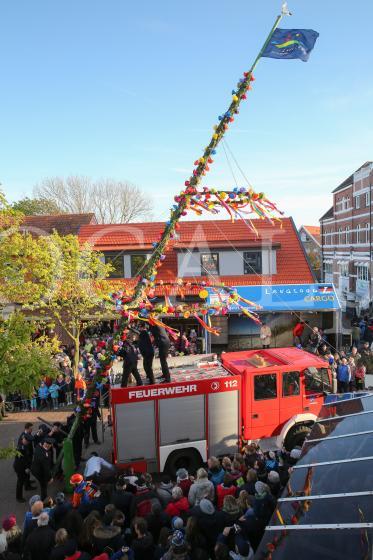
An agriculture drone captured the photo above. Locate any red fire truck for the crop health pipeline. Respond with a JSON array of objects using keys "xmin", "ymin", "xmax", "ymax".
[{"xmin": 110, "ymin": 347, "xmax": 334, "ymax": 474}]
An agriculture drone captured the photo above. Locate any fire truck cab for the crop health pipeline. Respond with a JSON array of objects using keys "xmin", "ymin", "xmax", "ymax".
[{"xmin": 110, "ymin": 348, "xmax": 334, "ymax": 474}]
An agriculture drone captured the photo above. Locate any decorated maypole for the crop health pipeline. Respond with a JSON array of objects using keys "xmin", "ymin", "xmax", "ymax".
[
  {"xmin": 60, "ymin": 2, "xmax": 320, "ymax": 488},
  {"xmin": 126, "ymin": 2, "xmax": 293, "ymax": 311}
]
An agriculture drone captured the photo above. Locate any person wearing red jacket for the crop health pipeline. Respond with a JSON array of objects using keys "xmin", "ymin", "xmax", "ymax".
[
  {"xmin": 293, "ymin": 321, "xmax": 307, "ymax": 346},
  {"xmin": 165, "ymin": 486, "xmax": 190, "ymax": 518},
  {"xmin": 216, "ymin": 474, "xmax": 237, "ymax": 510}
]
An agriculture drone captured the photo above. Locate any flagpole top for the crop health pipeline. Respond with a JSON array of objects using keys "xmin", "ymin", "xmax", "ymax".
[{"xmin": 281, "ymin": 1, "xmax": 292, "ymax": 16}]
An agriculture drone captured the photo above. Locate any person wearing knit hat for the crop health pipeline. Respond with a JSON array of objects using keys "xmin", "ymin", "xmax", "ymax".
[
  {"xmin": 199, "ymin": 498, "xmax": 215, "ymax": 515},
  {"xmin": 166, "ymin": 530, "xmax": 189, "ymax": 560},
  {"xmin": 3, "ymin": 515, "xmax": 22, "ymax": 557},
  {"xmin": 176, "ymin": 468, "xmax": 192, "ymax": 498},
  {"xmin": 29, "ymin": 495, "xmax": 41, "ymax": 508},
  {"xmin": 171, "ymin": 516, "xmax": 184, "ymax": 531},
  {"xmin": 2, "ymin": 515, "xmax": 16, "ymax": 532},
  {"xmin": 171, "ymin": 530, "xmax": 185, "ymax": 548}
]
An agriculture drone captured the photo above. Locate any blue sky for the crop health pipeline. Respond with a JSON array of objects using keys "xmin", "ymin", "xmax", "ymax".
[{"xmin": 1, "ymin": 0, "xmax": 372, "ymax": 226}]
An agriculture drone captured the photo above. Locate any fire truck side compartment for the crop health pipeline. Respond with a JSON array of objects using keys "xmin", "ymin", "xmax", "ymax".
[
  {"xmin": 115, "ymin": 400, "xmax": 156, "ymax": 464},
  {"xmin": 159, "ymin": 395, "xmax": 205, "ymax": 445},
  {"xmin": 208, "ymin": 391, "xmax": 239, "ymax": 456}
]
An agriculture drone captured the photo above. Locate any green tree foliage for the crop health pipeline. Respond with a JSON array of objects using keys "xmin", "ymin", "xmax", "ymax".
[
  {"xmin": 0, "ymin": 230, "xmax": 114, "ymax": 375},
  {"xmin": 0, "ymin": 313, "xmax": 59, "ymax": 396},
  {"xmin": 11, "ymin": 197, "xmax": 63, "ymax": 215}
]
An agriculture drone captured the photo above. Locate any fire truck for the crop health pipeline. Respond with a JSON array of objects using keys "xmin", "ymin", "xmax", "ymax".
[{"xmin": 110, "ymin": 347, "xmax": 334, "ymax": 474}]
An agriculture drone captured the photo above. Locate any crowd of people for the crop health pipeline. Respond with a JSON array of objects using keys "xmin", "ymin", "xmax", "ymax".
[
  {"xmin": 292, "ymin": 317, "xmax": 373, "ymax": 392},
  {"xmin": 4, "ymin": 324, "xmax": 203, "ymax": 411},
  {"xmin": 3, "ymin": 434, "xmax": 302, "ymax": 560}
]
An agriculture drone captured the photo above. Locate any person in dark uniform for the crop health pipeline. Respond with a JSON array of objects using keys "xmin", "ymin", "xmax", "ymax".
[
  {"xmin": 66, "ymin": 411, "xmax": 84, "ymax": 469},
  {"xmin": 31, "ymin": 437, "xmax": 54, "ymax": 500},
  {"xmin": 137, "ymin": 324, "xmax": 155, "ymax": 385},
  {"xmin": 150, "ymin": 325, "xmax": 171, "ymax": 382},
  {"xmin": 17, "ymin": 422, "xmax": 35, "ymax": 489},
  {"xmin": 14, "ymin": 433, "xmax": 35, "ymax": 502},
  {"xmin": 118, "ymin": 334, "xmax": 143, "ymax": 388}
]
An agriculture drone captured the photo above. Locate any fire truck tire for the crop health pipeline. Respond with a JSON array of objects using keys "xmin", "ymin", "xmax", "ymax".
[
  {"xmin": 284, "ymin": 424, "xmax": 312, "ymax": 451},
  {"xmin": 164, "ymin": 448, "xmax": 203, "ymax": 477}
]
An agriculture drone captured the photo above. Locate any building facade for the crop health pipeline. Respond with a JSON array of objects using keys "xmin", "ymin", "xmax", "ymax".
[
  {"xmin": 299, "ymin": 225, "xmax": 321, "ymax": 280},
  {"xmin": 320, "ymin": 161, "xmax": 373, "ymax": 316},
  {"xmin": 78, "ymin": 217, "xmax": 339, "ymax": 350}
]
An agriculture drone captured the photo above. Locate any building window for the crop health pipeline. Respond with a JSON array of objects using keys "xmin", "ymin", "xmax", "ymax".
[
  {"xmin": 201, "ymin": 253, "xmax": 219, "ymax": 276},
  {"xmin": 282, "ymin": 371, "xmax": 300, "ymax": 397},
  {"xmin": 324, "ymin": 262, "xmax": 333, "ymax": 275},
  {"xmin": 365, "ymin": 223, "xmax": 370, "ymax": 244},
  {"xmin": 355, "ymin": 195, "xmax": 360, "ymax": 209},
  {"xmin": 243, "ymin": 251, "xmax": 262, "ymax": 274},
  {"xmin": 131, "ymin": 254, "xmax": 147, "ymax": 277},
  {"xmin": 366, "ymin": 192, "xmax": 370, "ymax": 207},
  {"xmin": 356, "ymin": 224, "xmax": 361, "ymax": 243},
  {"xmin": 104, "ymin": 252, "xmax": 124, "ymax": 278},
  {"xmin": 345, "ymin": 226, "xmax": 351, "ymax": 244},
  {"xmin": 339, "ymin": 262, "xmax": 349, "ymax": 277},
  {"xmin": 338, "ymin": 227, "xmax": 344, "ymax": 244},
  {"xmin": 357, "ymin": 265, "xmax": 369, "ymax": 281},
  {"xmin": 254, "ymin": 374, "xmax": 277, "ymax": 400}
]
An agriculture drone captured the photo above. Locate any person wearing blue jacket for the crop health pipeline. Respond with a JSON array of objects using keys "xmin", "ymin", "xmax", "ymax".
[
  {"xmin": 336, "ymin": 358, "xmax": 351, "ymax": 393},
  {"xmin": 38, "ymin": 382, "xmax": 49, "ymax": 410},
  {"xmin": 48, "ymin": 383, "xmax": 60, "ymax": 410},
  {"xmin": 208, "ymin": 456, "xmax": 226, "ymax": 487}
]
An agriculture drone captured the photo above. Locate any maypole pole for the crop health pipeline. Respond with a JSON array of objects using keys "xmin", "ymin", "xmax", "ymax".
[
  {"xmin": 57, "ymin": 3, "xmax": 291, "ymax": 483},
  {"xmin": 127, "ymin": 2, "xmax": 290, "ymax": 310}
]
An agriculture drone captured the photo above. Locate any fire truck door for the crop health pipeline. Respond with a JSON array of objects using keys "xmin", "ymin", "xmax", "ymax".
[
  {"xmin": 115, "ymin": 401, "xmax": 157, "ymax": 468},
  {"xmin": 250, "ymin": 372, "xmax": 280, "ymax": 439},
  {"xmin": 279, "ymin": 370, "xmax": 302, "ymax": 425}
]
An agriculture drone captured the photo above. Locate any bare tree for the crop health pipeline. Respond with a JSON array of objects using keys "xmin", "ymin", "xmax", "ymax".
[{"xmin": 34, "ymin": 176, "xmax": 153, "ymax": 223}]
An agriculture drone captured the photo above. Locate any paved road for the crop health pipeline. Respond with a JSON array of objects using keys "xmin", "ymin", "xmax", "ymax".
[{"xmin": 0, "ymin": 409, "xmax": 111, "ymax": 520}]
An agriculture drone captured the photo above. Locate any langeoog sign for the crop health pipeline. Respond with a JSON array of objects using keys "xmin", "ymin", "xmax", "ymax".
[{"xmin": 207, "ymin": 283, "xmax": 341, "ymax": 312}]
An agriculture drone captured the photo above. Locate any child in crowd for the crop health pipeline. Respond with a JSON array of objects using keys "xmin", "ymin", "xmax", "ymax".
[
  {"xmin": 38, "ymin": 381, "xmax": 49, "ymax": 410},
  {"xmin": 30, "ymin": 388, "xmax": 38, "ymax": 412},
  {"xmin": 48, "ymin": 381, "xmax": 60, "ymax": 410}
]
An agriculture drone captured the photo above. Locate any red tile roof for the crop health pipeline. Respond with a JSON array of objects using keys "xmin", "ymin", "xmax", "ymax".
[
  {"xmin": 22, "ymin": 213, "xmax": 97, "ymax": 236},
  {"xmin": 301, "ymin": 225, "xmax": 321, "ymax": 245},
  {"xmin": 303, "ymin": 225, "xmax": 320, "ymax": 237},
  {"xmin": 79, "ymin": 218, "xmax": 314, "ymax": 291}
]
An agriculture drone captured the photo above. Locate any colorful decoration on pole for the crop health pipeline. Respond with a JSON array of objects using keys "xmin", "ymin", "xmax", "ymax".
[
  {"xmin": 112, "ymin": 281, "xmax": 262, "ymax": 338},
  {"xmin": 122, "ymin": 6, "xmax": 296, "ymax": 315},
  {"xmin": 112, "ymin": 2, "xmax": 319, "ymax": 336}
]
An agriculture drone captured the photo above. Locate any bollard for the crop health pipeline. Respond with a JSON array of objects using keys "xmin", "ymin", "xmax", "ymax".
[{"xmin": 63, "ymin": 438, "xmax": 75, "ymax": 493}]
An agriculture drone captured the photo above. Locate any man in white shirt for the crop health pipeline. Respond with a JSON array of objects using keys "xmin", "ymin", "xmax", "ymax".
[{"xmin": 84, "ymin": 452, "xmax": 116, "ymax": 484}]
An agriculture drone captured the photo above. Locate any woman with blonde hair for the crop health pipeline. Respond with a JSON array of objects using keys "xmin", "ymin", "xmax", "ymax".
[{"xmin": 188, "ymin": 468, "xmax": 214, "ymax": 507}]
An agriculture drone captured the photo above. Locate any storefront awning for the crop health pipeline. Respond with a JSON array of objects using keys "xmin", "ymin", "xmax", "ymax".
[{"xmin": 207, "ymin": 283, "xmax": 341, "ymax": 312}]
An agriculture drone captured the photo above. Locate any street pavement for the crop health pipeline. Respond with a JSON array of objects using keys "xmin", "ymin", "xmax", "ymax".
[{"xmin": 0, "ymin": 409, "xmax": 111, "ymax": 520}]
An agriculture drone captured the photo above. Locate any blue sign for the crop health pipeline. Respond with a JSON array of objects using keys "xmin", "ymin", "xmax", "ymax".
[{"xmin": 207, "ymin": 283, "xmax": 341, "ymax": 312}]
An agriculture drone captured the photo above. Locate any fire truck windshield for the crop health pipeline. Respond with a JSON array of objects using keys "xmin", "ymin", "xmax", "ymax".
[{"xmin": 304, "ymin": 367, "xmax": 332, "ymax": 394}]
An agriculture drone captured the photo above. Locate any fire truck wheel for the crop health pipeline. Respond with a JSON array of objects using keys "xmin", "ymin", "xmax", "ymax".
[
  {"xmin": 284, "ymin": 424, "xmax": 312, "ymax": 451},
  {"xmin": 164, "ymin": 448, "xmax": 203, "ymax": 477}
]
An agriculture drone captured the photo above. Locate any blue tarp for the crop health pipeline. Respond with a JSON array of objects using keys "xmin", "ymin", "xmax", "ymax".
[{"xmin": 207, "ymin": 283, "xmax": 341, "ymax": 312}]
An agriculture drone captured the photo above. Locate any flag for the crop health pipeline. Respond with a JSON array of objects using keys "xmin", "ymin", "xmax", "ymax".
[{"xmin": 262, "ymin": 28, "xmax": 319, "ymax": 62}]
